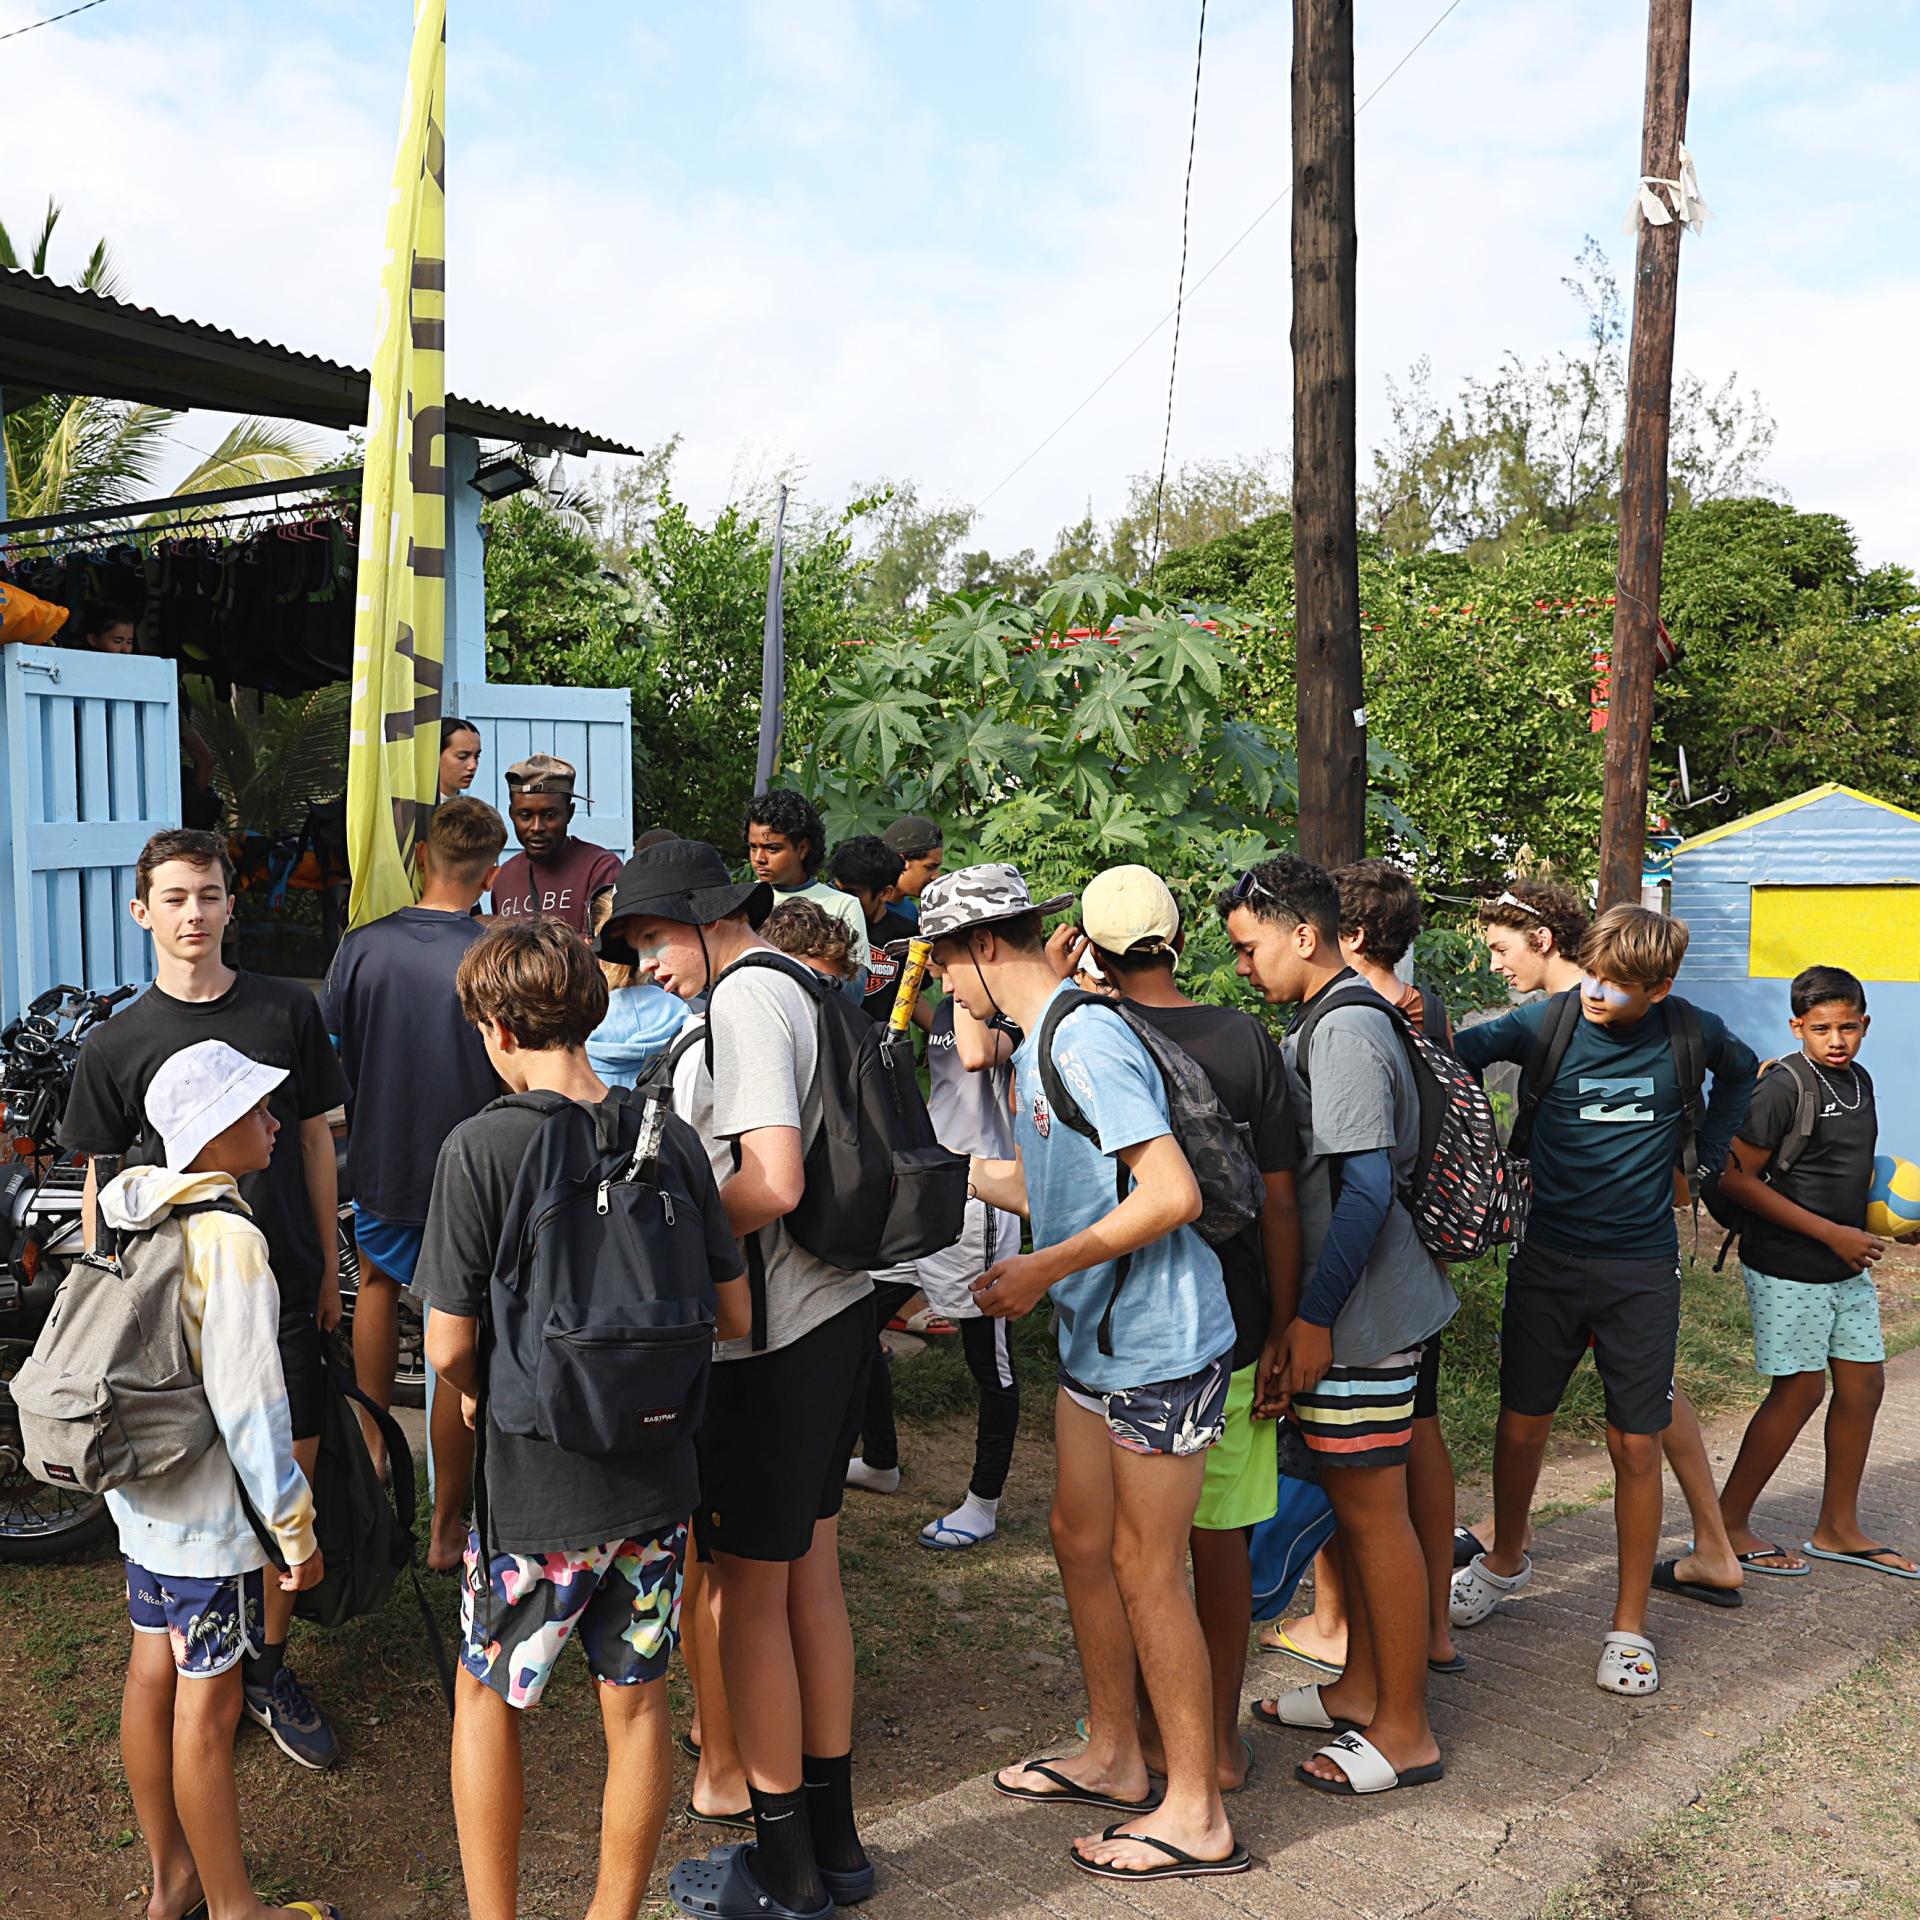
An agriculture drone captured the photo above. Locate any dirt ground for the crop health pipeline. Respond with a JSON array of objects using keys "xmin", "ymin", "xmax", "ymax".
[{"xmin": 7, "ymin": 1243, "xmax": 1920, "ymax": 1919}]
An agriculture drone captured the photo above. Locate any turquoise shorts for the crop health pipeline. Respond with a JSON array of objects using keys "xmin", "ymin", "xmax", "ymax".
[{"xmin": 1741, "ymin": 1263, "xmax": 1885, "ymax": 1378}]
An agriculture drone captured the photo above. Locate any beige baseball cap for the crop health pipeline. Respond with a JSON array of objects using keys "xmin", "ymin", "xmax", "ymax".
[
  {"xmin": 504, "ymin": 752, "xmax": 579, "ymax": 798},
  {"xmin": 1080, "ymin": 864, "xmax": 1181, "ymax": 955}
]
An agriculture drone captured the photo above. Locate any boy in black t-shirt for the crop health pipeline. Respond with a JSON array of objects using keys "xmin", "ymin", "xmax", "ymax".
[
  {"xmin": 829, "ymin": 833, "xmax": 920, "ymax": 1024},
  {"xmin": 60, "ymin": 828, "xmax": 350, "ymax": 1772},
  {"xmin": 418, "ymin": 919, "xmax": 748, "ymax": 1919},
  {"xmin": 1716, "ymin": 966, "xmax": 1917, "ymax": 1578}
]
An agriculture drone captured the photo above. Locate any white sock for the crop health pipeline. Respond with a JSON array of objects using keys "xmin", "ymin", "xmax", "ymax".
[
  {"xmin": 845, "ymin": 1456, "xmax": 901, "ymax": 1494},
  {"xmin": 943, "ymin": 1492, "xmax": 999, "ymax": 1539}
]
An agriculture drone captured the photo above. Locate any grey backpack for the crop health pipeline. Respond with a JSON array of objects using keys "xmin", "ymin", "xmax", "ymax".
[{"xmin": 12, "ymin": 1200, "xmax": 227, "ymax": 1495}]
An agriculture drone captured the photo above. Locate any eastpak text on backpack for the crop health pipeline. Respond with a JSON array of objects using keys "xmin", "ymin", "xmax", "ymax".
[
  {"xmin": 11, "ymin": 1204, "xmax": 229, "ymax": 1494},
  {"xmin": 1292, "ymin": 975, "xmax": 1526, "ymax": 1262},
  {"xmin": 1035, "ymin": 989, "xmax": 1266, "ymax": 1357}
]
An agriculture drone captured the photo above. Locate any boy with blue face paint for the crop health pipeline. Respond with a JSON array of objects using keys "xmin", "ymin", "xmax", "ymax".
[{"xmin": 1447, "ymin": 906, "xmax": 1757, "ymax": 1698}]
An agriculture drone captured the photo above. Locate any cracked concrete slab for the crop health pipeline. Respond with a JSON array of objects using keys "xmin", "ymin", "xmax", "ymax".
[{"xmin": 860, "ymin": 1349, "xmax": 1920, "ymax": 1918}]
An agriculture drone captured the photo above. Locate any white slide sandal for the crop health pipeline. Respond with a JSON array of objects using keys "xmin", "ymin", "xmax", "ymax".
[
  {"xmin": 1296, "ymin": 1730, "xmax": 1446, "ymax": 1797},
  {"xmin": 1450, "ymin": 1551, "xmax": 1532, "ymax": 1627},
  {"xmin": 1596, "ymin": 1630, "xmax": 1659, "ymax": 1695},
  {"xmin": 1252, "ymin": 1683, "xmax": 1341, "ymax": 1731}
]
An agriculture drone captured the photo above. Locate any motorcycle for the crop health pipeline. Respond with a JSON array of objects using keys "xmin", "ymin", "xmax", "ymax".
[{"xmin": 0, "ymin": 984, "xmax": 132, "ymax": 1561}]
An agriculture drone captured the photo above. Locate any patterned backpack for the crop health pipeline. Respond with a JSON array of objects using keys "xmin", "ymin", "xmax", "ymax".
[{"xmin": 1292, "ymin": 975, "xmax": 1527, "ymax": 1262}]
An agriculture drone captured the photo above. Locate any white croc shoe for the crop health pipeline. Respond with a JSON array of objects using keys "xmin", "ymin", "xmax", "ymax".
[{"xmin": 1449, "ymin": 1551, "xmax": 1532, "ymax": 1628}]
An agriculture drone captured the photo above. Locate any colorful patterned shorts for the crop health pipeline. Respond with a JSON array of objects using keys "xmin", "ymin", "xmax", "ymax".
[
  {"xmin": 125, "ymin": 1559, "xmax": 263, "ymax": 1678},
  {"xmin": 1058, "ymin": 1353, "xmax": 1231, "ymax": 1456},
  {"xmin": 1292, "ymin": 1347, "xmax": 1423, "ymax": 1468},
  {"xmin": 459, "ymin": 1522, "xmax": 687, "ymax": 1709}
]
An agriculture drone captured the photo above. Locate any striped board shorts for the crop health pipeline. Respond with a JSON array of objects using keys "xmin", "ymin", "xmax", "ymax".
[{"xmin": 1292, "ymin": 1347, "xmax": 1423, "ymax": 1469}]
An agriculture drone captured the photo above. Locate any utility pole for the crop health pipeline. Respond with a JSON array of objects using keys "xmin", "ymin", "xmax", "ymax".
[
  {"xmin": 1291, "ymin": 0, "xmax": 1364, "ymax": 869},
  {"xmin": 1597, "ymin": 0, "xmax": 1693, "ymax": 908}
]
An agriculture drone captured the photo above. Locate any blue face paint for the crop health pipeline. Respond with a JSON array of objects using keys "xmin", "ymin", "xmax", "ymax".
[{"xmin": 1582, "ymin": 973, "xmax": 1636, "ymax": 1009}]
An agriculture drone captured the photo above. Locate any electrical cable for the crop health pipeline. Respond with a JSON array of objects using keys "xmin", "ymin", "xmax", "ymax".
[
  {"xmin": 1148, "ymin": 0, "xmax": 1207, "ymax": 586},
  {"xmin": 0, "ymin": 0, "xmax": 111, "ymax": 45},
  {"xmin": 975, "ymin": 0, "xmax": 1469, "ymax": 516}
]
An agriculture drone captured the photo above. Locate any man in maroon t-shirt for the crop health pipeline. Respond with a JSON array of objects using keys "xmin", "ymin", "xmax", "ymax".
[{"xmin": 488, "ymin": 753, "xmax": 621, "ymax": 936}]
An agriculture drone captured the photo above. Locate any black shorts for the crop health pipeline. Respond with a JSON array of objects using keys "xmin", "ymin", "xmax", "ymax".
[
  {"xmin": 277, "ymin": 1295, "xmax": 326, "ymax": 1444},
  {"xmin": 1412, "ymin": 1336, "xmax": 1442, "ymax": 1423},
  {"xmin": 1500, "ymin": 1243, "xmax": 1679, "ymax": 1435},
  {"xmin": 694, "ymin": 1295, "xmax": 874, "ymax": 1563}
]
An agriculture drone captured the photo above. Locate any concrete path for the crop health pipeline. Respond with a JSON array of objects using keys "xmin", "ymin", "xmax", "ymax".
[{"xmin": 861, "ymin": 1350, "xmax": 1920, "ymax": 1919}]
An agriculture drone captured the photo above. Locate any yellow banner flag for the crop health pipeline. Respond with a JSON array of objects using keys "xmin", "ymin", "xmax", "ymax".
[{"xmin": 346, "ymin": 0, "xmax": 448, "ymax": 928}]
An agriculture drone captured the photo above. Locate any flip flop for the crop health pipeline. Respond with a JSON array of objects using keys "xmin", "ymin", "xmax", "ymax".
[
  {"xmin": 1296, "ymin": 1730, "xmax": 1444, "ymax": 1797},
  {"xmin": 685, "ymin": 1800, "xmax": 754, "ymax": 1832},
  {"xmin": 1427, "ymin": 1651, "xmax": 1468, "ymax": 1674},
  {"xmin": 676, "ymin": 1730, "xmax": 702, "ymax": 1760},
  {"xmin": 1653, "ymin": 1559, "xmax": 1744, "ymax": 1609},
  {"xmin": 1258, "ymin": 1624, "xmax": 1343, "ymax": 1677},
  {"xmin": 1801, "ymin": 1542, "xmax": 1920, "ymax": 1581},
  {"xmin": 670, "ymin": 1844, "xmax": 831, "ymax": 1920},
  {"xmin": 993, "ymin": 1758, "xmax": 1161, "ymax": 1814},
  {"xmin": 918, "ymin": 1519, "xmax": 992, "ymax": 1551},
  {"xmin": 1069, "ymin": 1823, "xmax": 1253, "ymax": 1881},
  {"xmin": 284, "ymin": 1905, "xmax": 344, "ymax": 1920},
  {"xmin": 179, "ymin": 1904, "xmax": 209, "ymax": 1920},
  {"xmin": 1737, "ymin": 1544, "xmax": 1810, "ymax": 1577}
]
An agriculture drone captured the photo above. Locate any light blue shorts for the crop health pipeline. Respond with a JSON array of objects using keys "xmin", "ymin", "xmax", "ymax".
[{"xmin": 1741, "ymin": 1263, "xmax": 1885, "ymax": 1378}]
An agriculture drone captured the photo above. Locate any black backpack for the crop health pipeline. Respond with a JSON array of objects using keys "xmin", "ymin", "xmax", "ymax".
[
  {"xmin": 1696, "ymin": 1053, "xmax": 1818, "ymax": 1269},
  {"xmin": 688, "ymin": 952, "xmax": 968, "ymax": 1348},
  {"xmin": 483, "ymin": 1085, "xmax": 717, "ymax": 1458},
  {"xmin": 1034, "ymin": 990, "xmax": 1265, "ymax": 1358},
  {"xmin": 1292, "ymin": 973, "xmax": 1526, "ymax": 1262}
]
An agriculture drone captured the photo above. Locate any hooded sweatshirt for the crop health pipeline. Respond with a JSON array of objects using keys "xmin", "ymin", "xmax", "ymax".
[
  {"xmin": 101, "ymin": 1167, "xmax": 317, "ymax": 1578},
  {"xmin": 586, "ymin": 982, "xmax": 690, "ymax": 1089}
]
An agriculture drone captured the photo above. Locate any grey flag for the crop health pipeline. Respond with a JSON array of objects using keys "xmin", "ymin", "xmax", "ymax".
[{"xmin": 754, "ymin": 483, "xmax": 788, "ymax": 796}]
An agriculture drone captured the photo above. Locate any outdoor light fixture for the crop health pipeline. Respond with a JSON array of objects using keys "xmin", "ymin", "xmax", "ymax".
[{"xmin": 468, "ymin": 455, "xmax": 538, "ymax": 501}]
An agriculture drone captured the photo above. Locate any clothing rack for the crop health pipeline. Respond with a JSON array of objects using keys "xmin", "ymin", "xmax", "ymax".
[
  {"xmin": 0, "ymin": 499, "xmax": 357, "ymax": 557},
  {"xmin": 0, "ymin": 464, "xmax": 363, "ymax": 538}
]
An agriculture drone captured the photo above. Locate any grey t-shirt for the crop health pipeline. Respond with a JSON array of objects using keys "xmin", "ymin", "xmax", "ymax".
[
  {"xmin": 669, "ymin": 960, "xmax": 873, "ymax": 1360},
  {"xmin": 1283, "ymin": 999, "xmax": 1457, "ymax": 1366},
  {"xmin": 925, "ymin": 1000, "xmax": 1014, "ymax": 1157}
]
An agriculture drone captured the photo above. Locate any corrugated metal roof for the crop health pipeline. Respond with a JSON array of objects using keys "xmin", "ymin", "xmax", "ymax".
[
  {"xmin": 0, "ymin": 266, "xmax": 644, "ymax": 458},
  {"xmin": 1675, "ymin": 783, "xmax": 1920, "ymax": 855}
]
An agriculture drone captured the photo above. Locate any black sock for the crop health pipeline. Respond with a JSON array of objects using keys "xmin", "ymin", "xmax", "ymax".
[
  {"xmin": 747, "ymin": 1784, "xmax": 825, "ymax": 1911},
  {"xmin": 243, "ymin": 1640, "xmax": 285, "ymax": 1688},
  {"xmin": 802, "ymin": 1752, "xmax": 867, "ymax": 1876}
]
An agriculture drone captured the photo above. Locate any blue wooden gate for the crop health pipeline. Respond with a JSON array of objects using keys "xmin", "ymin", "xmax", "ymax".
[
  {"xmin": 451, "ymin": 681, "xmax": 634, "ymax": 859},
  {"xmin": 0, "ymin": 648, "xmax": 181, "ymax": 1021}
]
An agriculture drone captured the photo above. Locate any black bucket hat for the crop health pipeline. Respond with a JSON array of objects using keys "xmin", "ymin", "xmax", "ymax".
[{"xmin": 596, "ymin": 838, "xmax": 772, "ymax": 960}]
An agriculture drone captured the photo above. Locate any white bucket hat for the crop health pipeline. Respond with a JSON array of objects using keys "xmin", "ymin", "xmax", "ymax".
[{"xmin": 145, "ymin": 1040, "xmax": 288, "ymax": 1171}]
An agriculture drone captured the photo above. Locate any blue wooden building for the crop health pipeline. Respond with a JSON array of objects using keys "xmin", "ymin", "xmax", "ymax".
[
  {"xmin": 1669, "ymin": 783, "xmax": 1920, "ymax": 1157},
  {"xmin": 0, "ymin": 268, "xmax": 639, "ymax": 1019}
]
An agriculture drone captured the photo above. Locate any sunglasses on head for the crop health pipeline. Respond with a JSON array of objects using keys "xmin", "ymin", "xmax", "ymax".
[
  {"xmin": 1494, "ymin": 890, "xmax": 1544, "ymax": 917},
  {"xmin": 1229, "ymin": 869, "xmax": 1275, "ymax": 906}
]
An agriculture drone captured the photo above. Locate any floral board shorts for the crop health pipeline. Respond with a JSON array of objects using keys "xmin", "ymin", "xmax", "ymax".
[
  {"xmin": 1058, "ymin": 1353, "xmax": 1231, "ymax": 1456},
  {"xmin": 459, "ymin": 1522, "xmax": 687, "ymax": 1710},
  {"xmin": 125, "ymin": 1559, "xmax": 263, "ymax": 1678}
]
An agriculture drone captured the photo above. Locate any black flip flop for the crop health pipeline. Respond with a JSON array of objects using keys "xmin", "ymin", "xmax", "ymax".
[
  {"xmin": 676, "ymin": 1730, "xmax": 702, "ymax": 1760},
  {"xmin": 685, "ymin": 1799, "xmax": 754, "ymax": 1832},
  {"xmin": 1069, "ymin": 1823, "xmax": 1253, "ymax": 1882},
  {"xmin": 1653, "ymin": 1558, "xmax": 1744, "ymax": 1609},
  {"xmin": 1428, "ymin": 1651, "xmax": 1468, "ymax": 1674},
  {"xmin": 1737, "ymin": 1544, "xmax": 1810, "ymax": 1578},
  {"xmin": 994, "ymin": 1757, "xmax": 1160, "ymax": 1814}
]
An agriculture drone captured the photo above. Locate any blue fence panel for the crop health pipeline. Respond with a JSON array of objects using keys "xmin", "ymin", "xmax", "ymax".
[{"xmin": 450, "ymin": 681, "xmax": 634, "ymax": 859}]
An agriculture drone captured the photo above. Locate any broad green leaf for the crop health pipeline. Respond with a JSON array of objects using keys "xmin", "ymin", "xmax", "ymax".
[
  {"xmin": 822, "ymin": 685, "xmax": 933, "ymax": 778},
  {"xmin": 1067, "ymin": 665, "xmax": 1153, "ymax": 759},
  {"xmin": 1215, "ymin": 718, "xmax": 1285, "ymax": 809}
]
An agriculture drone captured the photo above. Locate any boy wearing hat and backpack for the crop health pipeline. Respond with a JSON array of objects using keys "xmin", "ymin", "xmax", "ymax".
[
  {"xmin": 941, "ymin": 863, "xmax": 1250, "ymax": 1883},
  {"xmin": 489, "ymin": 753, "xmax": 622, "ymax": 937},
  {"xmin": 599, "ymin": 838, "xmax": 880, "ymax": 1920},
  {"xmin": 103, "ymin": 1040, "xmax": 336, "ymax": 1920}
]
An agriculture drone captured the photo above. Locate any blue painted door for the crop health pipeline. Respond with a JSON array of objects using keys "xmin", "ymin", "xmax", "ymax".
[
  {"xmin": 0, "ymin": 648, "xmax": 181, "ymax": 1020},
  {"xmin": 451, "ymin": 681, "xmax": 634, "ymax": 859}
]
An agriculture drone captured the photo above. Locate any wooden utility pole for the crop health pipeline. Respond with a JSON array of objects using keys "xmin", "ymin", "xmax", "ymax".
[
  {"xmin": 1597, "ymin": 0, "xmax": 1693, "ymax": 908},
  {"xmin": 1291, "ymin": 0, "xmax": 1364, "ymax": 869}
]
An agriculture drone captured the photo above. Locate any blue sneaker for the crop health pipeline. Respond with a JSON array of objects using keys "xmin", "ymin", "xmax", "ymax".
[{"xmin": 242, "ymin": 1662, "xmax": 338, "ymax": 1770}]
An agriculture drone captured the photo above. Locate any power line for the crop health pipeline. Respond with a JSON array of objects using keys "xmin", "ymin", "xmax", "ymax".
[
  {"xmin": 0, "ymin": 0, "xmax": 112, "ymax": 44},
  {"xmin": 1148, "ymin": 0, "xmax": 1207, "ymax": 586},
  {"xmin": 975, "ymin": 0, "xmax": 1469, "ymax": 516}
]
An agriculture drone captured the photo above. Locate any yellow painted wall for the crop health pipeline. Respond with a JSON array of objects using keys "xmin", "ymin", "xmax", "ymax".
[{"xmin": 1749, "ymin": 885, "xmax": 1920, "ymax": 982}]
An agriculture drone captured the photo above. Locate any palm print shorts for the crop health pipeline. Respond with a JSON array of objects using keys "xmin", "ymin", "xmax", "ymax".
[
  {"xmin": 460, "ymin": 1522, "xmax": 687, "ymax": 1709},
  {"xmin": 125, "ymin": 1559, "xmax": 263, "ymax": 1678},
  {"xmin": 1059, "ymin": 1353, "xmax": 1231, "ymax": 1456}
]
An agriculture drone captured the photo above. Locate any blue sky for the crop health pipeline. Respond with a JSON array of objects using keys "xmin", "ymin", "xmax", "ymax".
[{"xmin": 7, "ymin": 0, "xmax": 1917, "ymax": 565}]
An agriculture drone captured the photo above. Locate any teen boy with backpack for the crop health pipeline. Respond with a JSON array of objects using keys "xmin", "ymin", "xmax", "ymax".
[
  {"xmin": 1714, "ymin": 966, "xmax": 1918, "ymax": 1579},
  {"xmin": 1449, "ymin": 905, "xmax": 1757, "ymax": 1695},
  {"xmin": 1220, "ymin": 856, "xmax": 1455, "ymax": 1799},
  {"xmin": 62, "ymin": 828, "xmax": 350, "ymax": 1771},
  {"xmin": 324, "ymin": 795, "xmax": 507, "ymax": 1565},
  {"xmin": 944, "ymin": 864, "xmax": 1251, "ymax": 1882},
  {"xmin": 1474, "ymin": 881, "xmax": 1748, "ymax": 1604},
  {"xmin": 598, "ymin": 838, "xmax": 880, "ymax": 1920},
  {"xmin": 416, "ymin": 919, "xmax": 749, "ymax": 1920},
  {"xmin": 1080, "ymin": 863, "xmax": 1301, "ymax": 1795},
  {"xmin": 102, "ymin": 1040, "xmax": 336, "ymax": 1920}
]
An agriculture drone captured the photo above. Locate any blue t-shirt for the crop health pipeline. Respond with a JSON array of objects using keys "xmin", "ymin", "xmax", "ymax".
[{"xmin": 1010, "ymin": 983, "xmax": 1234, "ymax": 1392}]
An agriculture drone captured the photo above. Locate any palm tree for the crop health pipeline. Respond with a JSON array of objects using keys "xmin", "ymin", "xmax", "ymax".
[{"xmin": 1, "ymin": 198, "xmax": 322, "ymax": 523}]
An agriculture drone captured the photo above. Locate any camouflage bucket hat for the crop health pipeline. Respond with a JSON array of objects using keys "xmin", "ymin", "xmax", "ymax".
[{"xmin": 916, "ymin": 863, "xmax": 1075, "ymax": 943}]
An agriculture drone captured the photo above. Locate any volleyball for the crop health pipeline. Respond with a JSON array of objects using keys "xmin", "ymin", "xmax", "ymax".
[{"xmin": 1866, "ymin": 1155, "xmax": 1920, "ymax": 1241}]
